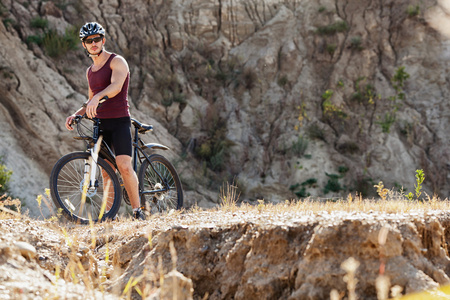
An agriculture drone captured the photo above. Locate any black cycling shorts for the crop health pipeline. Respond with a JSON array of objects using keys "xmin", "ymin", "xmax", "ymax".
[{"xmin": 99, "ymin": 116, "xmax": 132, "ymax": 157}]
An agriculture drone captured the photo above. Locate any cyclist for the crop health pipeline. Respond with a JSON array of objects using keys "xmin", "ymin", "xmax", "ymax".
[{"xmin": 65, "ymin": 21, "xmax": 144, "ymax": 220}]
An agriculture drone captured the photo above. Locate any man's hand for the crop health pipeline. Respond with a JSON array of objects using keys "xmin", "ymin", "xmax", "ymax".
[
  {"xmin": 86, "ymin": 96, "xmax": 100, "ymax": 118},
  {"xmin": 65, "ymin": 115, "xmax": 76, "ymax": 130}
]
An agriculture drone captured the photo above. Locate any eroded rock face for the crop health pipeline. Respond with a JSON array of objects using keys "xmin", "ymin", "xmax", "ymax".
[
  {"xmin": 2, "ymin": 210, "xmax": 450, "ymax": 299},
  {"xmin": 0, "ymin": 0, "xmax": 449, "ymax": 215}
]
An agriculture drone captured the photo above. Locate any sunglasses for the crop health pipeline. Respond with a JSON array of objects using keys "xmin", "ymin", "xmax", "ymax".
[{"xmin": 84, "ymin": 36, "xmax": 103, "ymax": 44}]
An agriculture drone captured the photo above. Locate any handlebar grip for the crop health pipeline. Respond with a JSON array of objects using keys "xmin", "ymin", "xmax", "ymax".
[{"xmin": 70, "ymin": 115, "xmax": 83, "ymax": 126}]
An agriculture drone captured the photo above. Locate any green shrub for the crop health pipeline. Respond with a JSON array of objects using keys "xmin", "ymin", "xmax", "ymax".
[
  {"xmin": 278, "ymin": 75, "xmax": 288, "ymax": 87},
  {"xmin": 291, "ymin": 135, "xmax": 308, "ymax": 156},
  {"xmin": 2, "ymin": 18, "xmax": 14, "ymax": 28},
  {"xmin": 322, "ymin": 90, "xmax": 347, "ymax": 120},
  {"xmin": 323, "ymin": 173, "xmax": 344, "ymax": 194},
  {"xmin": 307, "ymin": 124, "xmax": 326, "ymax": 141},
  {"xmin": 194, "ymin": 105, "xmax": 233, "ymax": 172},
  {"xmin": 26, "ymin": 35, "xmax": 43, "ymax": 46},
  {"xmin": 350, "ymin": 36, "xmax": 363, "ymax": 50},
  {"xmin": 326, "ymin": 44, "xmax": 337, "ymax": 55},
  {"xmin": 290, "ymin": 178, "xmax": 317, "ymax": 198},
  {"xmin": 322, "ymin": 89, "xmax": 333, "ymax": 101},
  {"xmin": 407, "ymin": 5, "xmax": 420, "ymax": 17},
  {"xmin": 30, "ymin": 17, "xmax": 48, "ymax": 29},
  {"xmin": 27, "ymin": 26, "xmax": 79, "ymax": 58},
  {"xmin": 43, "ymin": 28, "xmax": 79, "ymax": 58},
  {"xmin": 0, "ymin": 163, "xmax": 12, "ymax": 195},
  {"xmin": 156, "ymin": 74, "xmax": 185, "ymax": 106},
  {"xmin": 337, "ymin": 141, "xmax": 360, "ymax": 154},
  {"xmin": 316, "ymin": 21, "xmax": 349, "ymax": 35},
  {"xmin": 392, "ymin": 66, "xmax": 410, "ymax": 100},
  {"xmin": 377, "ymin": 112, "xmax": 396, "ymax": 133}
]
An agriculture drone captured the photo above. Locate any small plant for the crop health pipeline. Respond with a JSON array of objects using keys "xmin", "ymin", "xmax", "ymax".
[
  {"xmin": 307, "ymin": 123, "xmax": 326, "ymax": 141},
  {"xmin": 351, "ymin": 77, "xmax": 376, "ymax": 104},
  {"xmin": 27, "ymin": 26, "xmax": 79, "ymax": 58},
  {"xmin": 374, "ymin": 181, "xmax": 389, "ymax": 200},
  {"xmin": 0, "ymin": 162, "xmax": 12, "ymax": 195},
  {"xmin": 326, "ymin": 43, "xmax": 337, "ymax": 55},
  {"xmin": 291, "ymin": 135, "xmax": 308, "ymax": 156},
  {"xmin": 392, "ymin": 66, "xmax": 410, "ymax": 100},
  {"xmin": 318, "ymin": 6, "xmax": 326, "ymax": 13},
  {"xmin": 277, "ymin": 75, "xmax": 289, "ymax": 87},
  {"xmin": 414, "ymin": 169, "xmax": 425, "ymax": 199},
  {"xmin": 43, "ymin": 28, "xmax": 79, "ymax": 58},
  {"xmin": 290, "ymin": 178, "xmax": 317, "ymax": 198},
  {"xmin": 322, "ymin": 89, "xmax": 333, "ymax": 101},
  {"xmin": 407, "ymin": 5, "xmax": 420, "ymax": 17},
  {"xmin": 294, "ymin": 102, "xmax": 308, "ymax": 130},
  {"xmin": 323, "ymin": 173, "xmax": 344, "ymax": 194},
  {"xmin": 322, "ymin": 90, "xmax": 347, "ymax": 120},
  {"xmin": 350, "ymin": 36, "xmax": 363, "ymax": 50},
  {"xmin": 26, "ymin": 35, "xmax": 44, "ymax": 46},
  {"xmin": 377, "ymin": 112, "xmax": 396, "ymax": 133},
  {"xmin": 316, "ymin": 21, "xmax": 349, "ymax": 35},
  {"xmin": 257, "ymin": 199, "xmax": 265, "ymax": 213},
  {"xmin": 30, "ymin": 17, "xmax": 48, "ymax": 30},
  {"xmin": 220, "ymin": 181, "xmax": 240, "ymax": 209},
  {"xmin": 2, "ymin": 18, "xmax": 14, "ymax": 28}
]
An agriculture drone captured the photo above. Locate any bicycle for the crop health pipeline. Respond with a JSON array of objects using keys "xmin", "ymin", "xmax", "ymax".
[{"xmin": 49, "ymin": 104, "xmax": 183, "ymax": 223}]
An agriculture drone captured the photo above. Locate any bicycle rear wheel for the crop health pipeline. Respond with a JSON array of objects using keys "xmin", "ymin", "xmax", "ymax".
[
  {"xmin": 49, "ymin": 152, "xmax": 121, "ymax": 223},
  {"xmin": 138, "ymin": 154, "xmax": 183, "ymax": 214}
]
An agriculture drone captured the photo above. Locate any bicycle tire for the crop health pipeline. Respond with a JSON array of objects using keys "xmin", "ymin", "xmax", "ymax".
[
  {"xmin": 138, "ymin": 154, "xmax": 183, "ymax": 214},
  {"xmin": 49, "ymin": 152, "xmax": 122, "ymax": 223}
]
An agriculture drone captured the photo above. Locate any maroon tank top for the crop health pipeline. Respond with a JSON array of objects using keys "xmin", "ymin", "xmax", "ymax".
[{"xmin": 88, "ymin": 53, "xmax": 130, "ymax": 119}]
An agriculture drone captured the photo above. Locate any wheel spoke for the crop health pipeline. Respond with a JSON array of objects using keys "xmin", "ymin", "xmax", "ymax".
[{"xmin": 50, "ymin": 153, "xmax": 121, "ymax": 223}]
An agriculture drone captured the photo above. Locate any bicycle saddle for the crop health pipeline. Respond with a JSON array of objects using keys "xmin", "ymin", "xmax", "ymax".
[{"xmin": 131, "ymin": 118, "xmax": 153, "ymax": 134}]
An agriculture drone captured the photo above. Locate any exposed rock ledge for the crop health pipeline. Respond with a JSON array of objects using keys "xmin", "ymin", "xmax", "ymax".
[{"xmin": 1, "ymin": 209, "xmax": 450, "ymax": 299}]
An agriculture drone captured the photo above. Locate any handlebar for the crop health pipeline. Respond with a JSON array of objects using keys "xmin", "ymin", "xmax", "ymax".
[{"xmin": 70, "ymin": 96, "xmax": 109, "ymax": 126}]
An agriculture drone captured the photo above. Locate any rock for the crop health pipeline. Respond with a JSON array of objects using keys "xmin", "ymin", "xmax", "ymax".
[
  {"xmin": 0, "ymin": 243, "xmax": 13, "ymax": 258},
  {"xmin": 14, "ymin": 242, "xmax": 37, "ymax": 260},
  {"xmin": 157, "ymin": 270, "xmax": 194, "ymax": 300}
]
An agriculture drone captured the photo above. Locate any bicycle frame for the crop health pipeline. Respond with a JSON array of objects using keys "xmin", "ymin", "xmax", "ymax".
[{"xmin": 83, "ymin": 117, "xmax": 172, "ymax": 197}]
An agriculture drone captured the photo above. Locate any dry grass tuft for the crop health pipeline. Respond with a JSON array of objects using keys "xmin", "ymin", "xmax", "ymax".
[{"xmin": 219, "ymin": 181, "xmax": 240, "ymax": 211}]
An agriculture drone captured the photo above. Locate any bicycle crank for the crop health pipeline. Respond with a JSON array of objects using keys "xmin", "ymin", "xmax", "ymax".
[{"xmin": 153, "ymin": 183, "xmax": 165, "ymax": 202}]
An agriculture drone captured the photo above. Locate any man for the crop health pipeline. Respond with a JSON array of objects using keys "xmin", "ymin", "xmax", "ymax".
[{"xmin": 65, "ymin": 22, "xmax": 144, "ymax": 220}]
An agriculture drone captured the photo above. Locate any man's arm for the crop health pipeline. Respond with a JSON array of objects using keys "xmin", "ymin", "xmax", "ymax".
[{"xmin": 85, "ymin": 56, "xmax": 129, "ymax": 118}]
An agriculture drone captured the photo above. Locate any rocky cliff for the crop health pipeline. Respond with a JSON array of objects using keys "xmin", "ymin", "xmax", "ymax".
[
  {"xmin": 0, "ymin": 0, "xmax": 449, "ymax": 215},
  {"xmin": 2, "ymin": 207, "xmax": 450, "ymax": 299}
]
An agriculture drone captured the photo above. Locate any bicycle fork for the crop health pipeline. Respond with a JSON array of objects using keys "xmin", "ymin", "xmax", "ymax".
[{"xmin": 80, "ymin": 136, "xmax": 103, "ymax": 211}]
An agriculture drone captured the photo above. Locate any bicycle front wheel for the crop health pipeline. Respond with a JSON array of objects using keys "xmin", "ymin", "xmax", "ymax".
[
  {"xmin": 138, "ymin": 154, "xmax": 183, "ymax": 214},
  {"xmin": 49, "ymin": 152, "xmax": 121, "ymax": 223}
]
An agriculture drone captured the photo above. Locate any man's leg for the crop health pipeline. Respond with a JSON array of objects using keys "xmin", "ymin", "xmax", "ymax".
[
  {"xmin": 116, "ymin": 154, "xmax": 140, "ymax": 209},
  {"xmin": 101, "ymin": 169, "xmax": 115, "ymax": 211},
  {"xmin": 102, "ymin": 160, "xmax": 116, "ymax": 212}
]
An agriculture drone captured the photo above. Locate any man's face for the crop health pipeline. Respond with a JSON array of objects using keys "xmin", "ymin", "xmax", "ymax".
[{"xmin": 82, "ymin": 34, "xmax": 104, "ymax": 54}]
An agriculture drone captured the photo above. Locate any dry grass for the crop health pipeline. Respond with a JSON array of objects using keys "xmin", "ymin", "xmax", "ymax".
[{"xmin": 216, "ymin": 193, "xmax": 450, "ymax": 215}]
